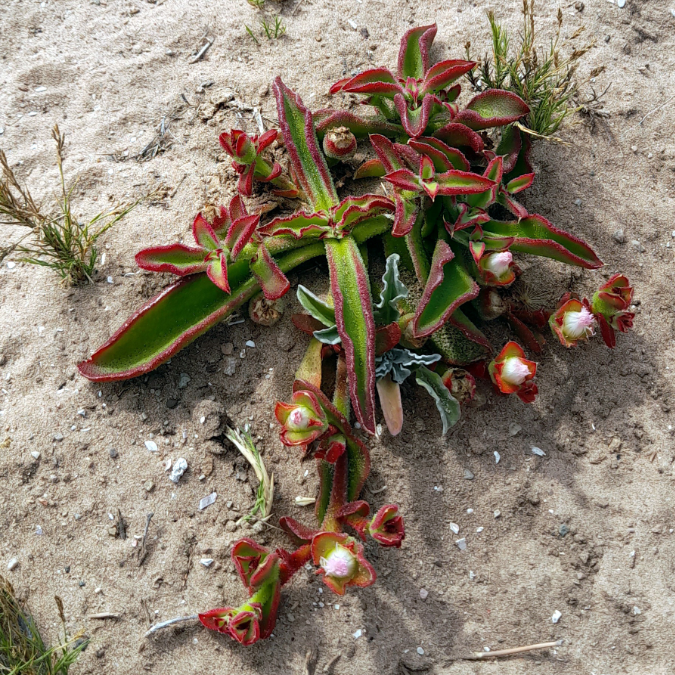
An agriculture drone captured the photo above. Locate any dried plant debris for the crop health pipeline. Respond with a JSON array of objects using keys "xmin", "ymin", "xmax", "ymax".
[
  {"xmin": 0, "ymin": 575, "xmax": 87, "ymax": 674},
  {"xmin": 466, "ymin": 0, "xmax": 593, "ymax": 137},
  {"xmin": 1, "ymin": 125, "xmax": 139, "ymax": 284}
]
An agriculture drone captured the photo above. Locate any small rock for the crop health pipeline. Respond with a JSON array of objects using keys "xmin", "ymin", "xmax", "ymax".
[
  {"xmin": 178, "ymin": 373, "xmax": 191, "ymax": 389},
  {"xmin": 631, "ymin": 240, "xmax": 645, "ymax": 252},
  {"xmin": 192, "ymin": 400, "xmax": 224, "ymax": 438},
  {"xmin": 94, "ymin": 587, "xmax": 102, "ymax": 594},
  {"xmin": 108, "ymin": 448, "xmax": 118, "ymax": 459},
  {"xmin": 494, "ymin": 451, "xmax": 501, "ymax": 464},
  {"xmin": 347, "ymin": 19, "xmax": 358, "ymax": 29},
  {"xmin": 225, "ymin": 520, "xmax": 237, "ymax": 532},
  {"xmin": 54, "ymin": 433, "xmax": 64, "ymax": 442},
  {"xmin": 574, "ymin": 198, "xmax": 582, "ymax": 207},
  {"xmin": 450, "ymin": 523, "xmax": 460, "ymax": 535},
  {"xmin": 613, "ymin": 229, "xmax": 626, "ymax": 243},
  {"xmin": 417, "ymin": 647, "xmax": 425, "ymax": 655},
  {"xmin": 531, "ymin": 446, "xmax": 546, "ymax": 457},
  {"xmin": 559, "ymin": 524, "xmax": 570, "ymax": 537},
  {"xmin": 145, "ymin": 440, "xmax": 158, "ymax": 452},
  {"xmin": 221, "ymin": 343, "xmax": 234, "ymax": 355},
  {"xmin": 551, "ymin": 610, "xmax": 562, "ymax": 624},
  {"xmin": 574, "ymin": 1, "xmax": 584, "ymax": 10},
  {"xmin": 144, "ymin": 480, "xmax": 155, "ymax": 492},
  {"xmin": 166, "ymin": 398, "xmax": 178, "ymax": 409},
  {"xmin": 494, "ymin": 510, "xmax": 501, "ymax": 518},
  {"xmin": 31, "ymin": 451, "xmax": 41, "ymax": 460},
  {"xmin": 245, "ymin": 340, "xmax": 255, "ymax": 348},
  {"xmin": 7, "ymin": 558, "xmax": 19, "ymax": 571},
  {"xmin": 617, "ymin": 0, "xmax": 625, "ymax": 7},
  {"xmin": 223, "ymin": 357, "xmax": 237, "ymax": 376},
  {"xmin": 360, "ymin": 27, "xmax": 370, "ymax": 39},
  {"xmin": 107, "ymin": 526, "xmax": 118, "ymax": 536},
  {"xmin": 200, "ymin": 558, "xmax": 214, "ymax": 568},
  {"xmin": 419, "ymin": 588, "xmax": 429, "ymax": 600},
  {"xmin": 508, "ymin": 423, "xmax": 521, "ymax": 436},
  {"xmin": 455, "ymin": 538, "xmax": 467, "ymax": 551},
  {"xmin": 463, "ymin": 468, "xmax": 474, "ymax": 480},
  {"xmin": 199, "ymin": 492, "xmax": 217, "ymax": 510},
  {"xmin": 169, "ymin": 458, "xmax": 188, "ymax": 483},
  {"xmin": 353, "ymin": 628, "xmax": 362, "ymax": 639}
]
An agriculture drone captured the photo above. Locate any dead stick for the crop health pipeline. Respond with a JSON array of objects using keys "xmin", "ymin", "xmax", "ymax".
[
  {"xmin": 144, "ymin": 614, "xmax": 199, "ymax": 637},
  {"xmin": 138, "ymin": 512, "xmax": 154, "ymax": 566},
  {"xmin": 189, "ymin": 39, "xmax": 213, "ymax": 64},
  {"xmin": 89, "ymin": 612, "xmax": 121, "ymax": 620},
  {"xmin": 464, "ymin": 640, "xmax": 563, "ymax": 660}
]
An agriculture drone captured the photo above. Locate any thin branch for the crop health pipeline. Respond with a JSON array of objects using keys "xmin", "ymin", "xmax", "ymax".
[
  {"xmin": 144, "ymin": 614, "xmax": 199, "ymax": 637},
  {"xmin": 463, "ymin": 640, "xmax": 563, "ymax": 660},
  {"xmin": 639, "ymin": 95, "xmax": 675, "ymax": 126}
]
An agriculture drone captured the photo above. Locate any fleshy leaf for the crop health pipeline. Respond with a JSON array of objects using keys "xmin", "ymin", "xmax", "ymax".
[
  {"xmin": 135, "ymin": 244, "xmax": 207, "ymax": 276},
  {"xmin": 413, "ymin": 240, "xmax": 480, "ymax": 337},
  {"xmin": 392, "ymin": 193, "xmax": 419, "ymax": 238},
  {"xmin": 455, "ymin": 90, "xmax": 530, "ymax": 131},
  {"xmin": 296, "ymin": 285, "xmax": 336, "ymax": 327},
  {"xmin": 314, "ymin": 109, "xmax": 402, "ymax": 139},
  {"xmin": 432, "ymin": 123, "xmax": 485, "ymax": 154},
  {"xmin": 375, "ymin": 347, "xmax": 441, "ymax": 384},
  {"xmin": 273, "ymin": 77, "xmax": 338, "ymax": 212},
  {"xmin": 225, "ymin": 214, "xmax": 259, "ymax": 261},
  {"xmin": 206, "ymin": 250, "xmax": 230, "ymax": 293},
  {"xmin": 505, "ymin": 173, "xmax": 535, "ymax": 194},
  {"xmin": 258, "ymin": 210, "xmax": 330, "ymax": 239},
  {"xmin": 397, "ymin": 23, "xmax": 437, "ymax": 79},
  {"xmin": 495, "ymin": 124, "xmax": 522, "ymax": 174},
  {"xmin": 192, "ymin": 213, "xmax": 220, "ymax": 250},
  {"xmin": 415, "ymin": 365, "xmax": 461, "ymax": 435},
  {"xmin": 354, "ymin": 158, "xmax": 386, "ymax": 180},
  {"xmin": 329, "ymin": 67, "xmax": 402, "ymax": 97},
  {"xmin": 78, "ymin": 244, "xmax": 326, "ymax": 381},
  {"xmin": 332, "ymin": 194, "xmax": 394, "ymax": 233},
  {"xmin": 325, "ymin": 237, "xmax": 377, "ymax": 434},
  {"xmin": 313, "ymin": 325, "xmax": 341, "ymax": 345},
  {"xmin": 435, "ymin": 168, "xmax": 495, "ymax": 196},
  {"xmin": 422, "ymin": 59, "xmax": 476, "ymax": 94},
  {"xmin": 373, "ymin": 253, "xmax": 408, "ymax": 325},
  {"xmin": 409, "ymin": 138, "xmax": 470, "ymax": 171},
  {"xmin": 394, "ymin": 93, "xmax": 435, "ymax": 138},
  {"xmin": 376, "ymin": 375, "xmax": 403, "ymax": 436},
  {"xmin": 250, "ymin": 245, "xmax": 290, "ymax": 301},
  {"xmin": 482, "ymin": 215, "xmax": 603, "ymax": 268}
]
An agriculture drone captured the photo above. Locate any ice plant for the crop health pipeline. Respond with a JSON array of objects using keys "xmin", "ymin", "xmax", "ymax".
[
  {"xmin": 591, "ymin": 274, "xmax": 634, "ymax": 348},
  {"xmin": 549, "ymin": 295, "xmax": 595, "ymax": 348},
  {"xmin": 489, "ymin": 341, "xmax": 538, "ymax": 403},
  {"xmin": 274, "ymin": 390, "xmax": 328, "ymax": 448},
  {"xmin": 477, "ymin": 250, "xmax": 517, "ymax": 286}
]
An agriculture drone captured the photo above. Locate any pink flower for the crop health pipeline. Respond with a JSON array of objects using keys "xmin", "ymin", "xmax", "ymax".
[
  {"xmin": 311, "ymin": 532, "xmax": 376, "ymax": 595},
  {"xmin": 478, "ymin": 251, "xmax": 517, "ymax": 286},
  {"xmin": 549, "ymin": 296, "xmax": 595, "ymax": 347},
  {"xmin": 488, "ymin": 341, "xmax": 538, "ymax": 403}
]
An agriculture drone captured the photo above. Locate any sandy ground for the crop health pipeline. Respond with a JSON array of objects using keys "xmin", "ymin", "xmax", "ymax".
[{"xmin": 1, "ymin": 0, "xmax": 675, "ymax": 673}]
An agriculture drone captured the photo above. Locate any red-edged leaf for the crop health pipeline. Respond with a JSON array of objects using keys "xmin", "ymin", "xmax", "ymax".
[
  {"xmin": 332, "ymin": 194, "xmax": 395, "ymax": 232},
  {"xmin": 413, "ymin": 240, "xmax": 480, "ymax": 337},
  {"xmin": 432, "ymin": 122, "xmax": 485, "ymax": 154},
  {"xmin": 447, "ymin": 308, "xmax": 493, "ymax": 354},
  {"xmin": 422, "ymin": 59, "xmax": 475, "ymax": 94},
  {"xmin": 330, "ymin": 67, "xmax": 402, "ymax": 97},
  {"xmin": 354, "ymin": 158, "xmax": 386, "ymax": 180},
  {"xmin": 210, "ymin": 205, "xmax": 232, "ymax": 238},
  {"xmin": 228, "ymin": 195, "xmax": 247, "ymax": 221},
  {"xmin": 325, "ymin": 237, "xmax": 377, "ymax": 434},
  {"xmin": 78, "ymin": 245, "xmax": 326, "ymax": 382},
  {"xmin": 466, "ymin": 156, "xmax": 502, "ymax": 208},
  {"xmin": 370, "ymin": 134, "xmax": 405, "ymax": 172},
  {"xmin": 397, "ymin": 23, "xmax": 437, "ymax": 79},
  {"xmin": 394, "ymin": 93, "xmax": 435, "ymax": 138},
  {"xmin": 469, "ymin": 240, "xmax": 486, "ymax": 263},
  {"xmin": 291, "ymin": 313, "xmax": 325, "ymax": 335},
  {"xmin": 257, "ymin": 129, "xmax": 278, "ymax": 151},
  {"xmin": 250, "ymin": 244, "xmax": 290, "ymax": 300},
  {"xmin": 256, "ymin": 161, "xmax": 283, "ymax": 183},
  {"xmin": 495, "ymin": 124, "xmax": 522, "ymax": 174},
  {"xmin": 237, "ymin": 163, "xmax": 255, "ymax": 197},
  {"xmin": 455, "ymin": 90, "xmax": 530, "ymax": 130},
  {"xmin": 192, "ymin": 213, "xmax": 220, "ymax": 250},
  {"xmin": 385, "ymin": 168, "xmax": 421, "ymax": 192},
  {"xmin": 506, "ymin": 172, "xmax": 535, "ymax": 194},
  {"xmin": 273, "ymin": 77, "xmax": 338, "ymax": 211},
  {"xmin": 449, "ymin": 203, "xmax": 491, "ymax": 233},
  {"xmin": 392, "ymin": 193, "xmax": 418, "ymax": 237},
  {"xmin": 506, "ymin": 312, "xmax": 545, "ymax": 354},
  {"xmin": 135, "ymin": 244, "xmax": 207, "ymax": 276},
  {"xmin": 409, "ymin": 137, "xmax": 470, "ymax": 171},
  {"xmin": 483, "ymin": 215, "xmax": 603, "ymax": 269},
  {"xmin": 278, "ymin": 516, "xmax": 317, "ymax": 545},
  {"xmin": 314, "ymin": 109, "xmax": 402, "ymax": 139},
  {"xmin": 503, "ymin": 128, "xmax": 533, "ymax": 183},
  {"xmin": 375, "ymin": 322, "xmax": 402, "ymax": 355},
  {"xmin": 497, "ymin": 188, "xmax": 529, "ymax": 219},
  {"xmin": 435, "ymin": 169, "xmax": 495, "ymax": 196},
  {"xmin": 258, "ymin": 210, "xmax": 330, "ymax": 239},
  {"xmin": 207, "ymin": 251, "xmax": 230, "ymax": 293},
  {"xmin": 376, "ymin": 375, "xmax": 403, "ymax": 436},
  {"xmin": 225, "ymin": 214, "xmax": 259, "ymax": 261},
  {"xmin": 294, "ymin": 337, "xmax": 324, "ymax": 388},
  {"xmin": 393, "ymin": 142, "xmax": 422, "ymax": 171}
]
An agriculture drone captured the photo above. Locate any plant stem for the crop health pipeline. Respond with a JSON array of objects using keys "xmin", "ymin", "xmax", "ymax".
[{"xmin": 466, "ymin": 640, "xmax": 563, "ymax": 660}]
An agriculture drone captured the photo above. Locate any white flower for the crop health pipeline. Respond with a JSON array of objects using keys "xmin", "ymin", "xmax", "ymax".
[
  {"xmin": 562, "ymin": 306, "xmax": 595, "ymax": 340},
  {"xmin": 484, "ymin": 251, "xmax": 513, "ymax": 277},
  {"xmin": 288, "ymin": 406, "xmax": 311, "ymax": 430},
  {"xmin": 320, "ymin": 544, "xmax": 356, "ymax": 579},
  {"xmin": 501, "ymin": 357, "xmax": 532, "ymax": 385}
]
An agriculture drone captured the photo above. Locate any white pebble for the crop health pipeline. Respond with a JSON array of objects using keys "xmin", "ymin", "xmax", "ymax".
[
  {"xmin": 450, "ymin": 522, "xmax": 459, "ymax": 534},
  {"xmin": 494, "ymin": 451, "xmax": 501, "ymax": 464},
  {"xmin": 7, "ymin": 558, "xmax": 19, "ymax": 571},
  {"xmin": 632, "ymin": 606, "xmax": 641, "ymax": 615},
  {"xmin": 617, "ymin": 0, "xmax": 625, "ymax": 6},
  {"xmin": 417, "ymin": 647, "xmax": 425, "ymax": 655},
  {"xmin": 551, "ymin": 610, "xmax": 562, "ymax": 624},
  {"xmin": 106, "ymin": 276, "xmax": 113, "ymax": 284},
  {"xmin": 467, "ymin": 508, "xmax": 474, "ymax": 514},
  {"xmin": 169, "ymin": 458, "xmax": 188, "ymax": 483},
  {"xmin": 531, "ymin": 446, "xmax": 546, "ymax": 457},
  {"xmin": 476, "ymin": 527, "xmax": 484, "ymax": 533},
  {"xmin": 31, "ymin": 451, "xmax": 40, "ymax": 460},
  {"xmin": 419, "ymin": 588, "xmax": 428, "ymax": 600},
  {"xmin": 199, "ymin": 492, "xmax": 217, "ymax": 510},
  {"xmin": 353, "ymin": 628, "xmax": 362, "ymax": 639},
  {"xmin": 94, "ymin": 587, "xmax": 102, "ymax": 594},
  {"xmin": 200, "ymin": 558, "xmax": 214, "ymax": 568},
  {"xmin": 348, "ymin": 19, "xmax": 358, "ymax": 29},
  {"xmin": 245, "ymin": 340, "xmax": 255, "ymax": 348},
  {"xmin": 35, "ymin": 86, "xmax": 47, "ymax": 92},
  {"xmin": 455, "ymin": 538, "xmax": 467, "ymax": 551},
  {"xmin": 144, "ymin": 440, "xmax": 158, "ymax": 452},
  {"xmin": 494, "ymin": 510, "xmax": 501, "ymax": 518}
]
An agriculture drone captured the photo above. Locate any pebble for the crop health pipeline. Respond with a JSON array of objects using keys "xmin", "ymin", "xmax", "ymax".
[
  {"xmin": 145, "ymin": 440, "xmax": 158, "ymax": 452},
  {"xmin": 178, "ymin": 373, "xmax": 191, "ymax": 389},
  {"xmin": 353, "ymin": 629, "xmax": 362, "ymax": 639},
  {"xmin": 200, "ymin": 558, "xmax": 214, "ymax": 568},
  {"xmin": 508, "ymin": 423, "xmax": 521, "ymax": 436},
  {"xmin": 6, "ymin": 261, "xmax": 15, "ymax": 269},
  {"xmin": 166, "ymin": 398, "xmax": 178, "ymax": 409},
  {"xmin": 7, "ymin": 557, "xmax": 19, "ymax": 571},
  {"xmin": 31, "ymin": 451, "xmax": 40, "ymax": 460},
  {"xmin": 54, "ymin": 433, "xmax": 64, "ymax": 442},
  {"xmin": 617, "ymin": 0, "xmax": 625, "ymax": 6},
  {"xmin": 144, "ymin": 480, "xmax": 155, "ymax": 492},
  {"xmin": 612, "ymin": 229, "xmax": 626, "ymax": 243},
  {"xmin": 419, "ymin": 588, "xmax": 428, "ymax": 600},
  {"xmin": 450, "ymin": 523, "xmax": 460, "ymax": 534},
  {"xmin": 106, "ymin": 276, "xmax": 114, "ymax": 284},
  {"xmin": 245, "ymin": 340, "xmax": 255, "ymax": 348},
  {"xmin": 531, "ymin": 446, "xmax": 546, "ymax": 457},
  {"xmin": 463, "ymin": 469, "xmax": 474, "ymax": 480},
  {"xmin": 417, "ymin": 647, "xmax": 425, "ymax": 655},
  {"xmin": 347, "ymin": 19, "xmax": 358, "ymax": 29},
  {"xmin": 223, "ymin": 357, "xmax": 237, "ymax": 376},
  {"xmin": 36, "ymin": 526, "xmax": 43, "ymax": 535},
  {"xmin": 573, "ymin": 198, "xmax": 582, "ymax": 207},
  {"xmin": 494, "ymin": 451, "xmax": 501, "ymax": 464},
  {"xmin": 169, "ymin": 458, "xmax": 188, "ymax": 483},
  {"xmin": 476, "ymin": 527, "xmax": 484, "ymax": 533},
  {"xmin": 551, "ymin": 610, "xmax": 562, "ymax": 624},
  {"xmin": 494, "ymin": 510, "xmax": 501, "ymax": 518},
  {"xmin": 221, "ymin": 343, "xmax": 234, "ymax": 355},
  {"xmin": 631, "ymin": 240, "xmax": 645, "ymax": 252},
  {"xmin": 455, "ymin": 538, "xmax": 467, "ymax": 551},
  {"xmin": 199, "ymin": 492, "xmax": 217, "ymax": 510},
  {"xmin": 109, "ymin": 448, "xmax": 118, "ymax": 458},
  {"xmin": 559, "ymin": 524, "xmax": 570, "ymax": 537},
  {"xmin": 94, "ymin": 587, "xmax": 102, "ymax": 594}
]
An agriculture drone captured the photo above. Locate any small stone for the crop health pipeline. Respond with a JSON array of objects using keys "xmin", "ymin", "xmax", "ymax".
[
  {"xmin": 178, "ymin": 373, "xmax": 191, "ymax": 389},
  {"xmin": 463, "ymin": 468, "xmax": 474, "ymax": 480},
  {"xmin": 531, "ymin": 446, "xmax": 546, "ymax": 457},
  {"xmin": 144, "ymin": 480, "xmax": 155, "ymax": 492},
  {"xmin": 7, "ymin": 558, "xmax": 19, "ymax": 571},
  {"xmin": 450, "ymin": 523, "xmax": 460, "ymax": 535},
  {"xmin": 225, "ymin": 520, "xmax": 237, "ymax": 532},
  {"xmin": 419, "ymin": 588, "xmax": 428, "ymax": 600},
  {"xmin": 494, "ymin": 451, "xmax": 501, "ymax": 464},
  {"xmin": 221, "ymin": 343, "xmax": 234, "ymax": 355},
  {"xmin": 574, "ymin": 1, "xmax": 584, "ymax": 10},
  {"xmin": 108, "ymin": 448, "xmax": 118, "ymax": 459},
  {"xmin": 353, "ymin": 628, "xmax": 362, "ymax": 639},
  {"xmin": 617, "ymin": 0, "xmax": 625, "ymax": 7},
  {"xmin": 54, "ymin": 433, "xmax": 64, "ymax": 442},
  {"xmin": 169, "ymin": 458, "xmax": 188, "ymax": 483},
  {"xmin": 476, "ymin": 527, "xmax": 484, "ymax": 533},
  {"xmin": 106, "ymin": 276, "xmax": 114, "ymax": 284},
  {"xmin": 223, "ymin": 357, "xmax": 237, "ymax": 376},
  {"xmin": 31, "ymin": 451, "xmax": 41, "ymax": 460},
  {"xmin": 559, "ymin": 524, "xmax": 570, "ymax": 537},
  {"xmin": 166, "ymin": 398, "xmax": 178, "ymax": 409},
  {"xmin": 508, "ymin": 423, "xmax": 521, "ymax": 436},
  {"xmin": 455, "ymin": 538, "xmax": 467, "ymax": 551},
  {"xmin": 612, "ymin": 230, "xmax": 625, "ymax": 244},
  {"xmin": 79, "ymin": 581, "xmax": 85, "ymax": 587},
  {"xmin": 551, "ymin": 610, "xmax": 562, "ymax": 624},
  {"xmin": 108, "ymin": 526, "xmax": 117, "ymax": 536},
  {"xmin": 574, "ymin": 198, "xmax": 582, "ymax": 207},
  {"xmin": 347, "ymin": 19, "xmax": 358, "ymax": 29},
  {"xmin": 631, "ymin": 240, "xmax": 645, "ymax": 252},
  {"xmin": 200, "ymin": 558, "xmax": 214, "ymax": 567},
  {"xmin": 94, "ymin": 587, "xmax": 102, "ymax": 594},
  {"xmin": 245, "ymin": 340, "xmax": 255, "ymax": 348},
  {"xmin": 494, "ymin": 510, "xmax": 501, "ymax": 518},
  {"xmin": 417, "ymin": 647, "xmax": 425, "ymax": 655},
  {"xmin": 145, "ymin": 440, "xmax": 158, "ymax": 452},
  {"xmin": 199, "ymin": 492, "xmax": 217, "ymax": 510}
]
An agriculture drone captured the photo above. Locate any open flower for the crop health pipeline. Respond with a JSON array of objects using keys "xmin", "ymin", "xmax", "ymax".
[
  {"xmin": 549, "ymin": 296, "xmax": 595, "ymax": 347},
  {"xmin": 274, "ymin": 390, "xmax": 329, "ymax": 447},
  {"xmin": 591, "ymin": 274, "xmax": 634, "ymax": 348},
  {"xmin": 312, "ymin": 532, "xmax": 376, "ymax": 595},
  {"xmin": 369, "ymin": 504, "xmax": 405, "ymax": 548},
  {"xmin": 488, "ymin": 341, "xmax": 538, "ymax": 403},
  {"xmin": 478, "ymin": 251, "xmax": 517, "ymax": 286}
]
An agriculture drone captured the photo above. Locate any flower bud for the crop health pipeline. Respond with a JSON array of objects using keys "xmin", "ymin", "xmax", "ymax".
[
  {"xmin": 369, "ymin": 504, "xmax": 405, "ymax": 548},
  {"xmin": 478, "ymin": 251, "xmax": 516, "ymax": 286},
  {"xmin": 549, "ymin": 297, "xmax": 595, "ymax": 347},
  {"xmin": 322, "ymin": 126, "xmax": 357, "ymax": 160},
  {"xmin": 311, "ymin": 532, "xmax": 376, "ymax": 595},
  {"xmin": 274, "ymin": 390, "xmax": 328, "ymax": 447},
  {"xmin": 488, "ymin": 341, "xmax": 538, "ymax": 403},
  {"xmin": 249, "ymin": 293, "xmax": 285, "ymax": 326}
]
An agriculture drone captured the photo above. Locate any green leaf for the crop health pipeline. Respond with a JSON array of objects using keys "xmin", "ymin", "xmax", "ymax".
[
  {"xmin": 325, "ymin": 236, "xmax": 377, "ymax": 434},
  {"xmin": 373, "ymin": 254, "xmax": 408, "ymax": 325},
  {"xmin": 313, "ymin": 325, "xmax": 341, "ymax": 345},
  {"xmin": 296, "ymin": 285, "xmax": 336, "ymax": 327},
  {"xmin": 398, "ymin": 24, "xmax": 437, "ymax": 80},
  {"xmin": 375, "ymin": 347, "xmax": 441, "ymax": 384},
  {"xmin": 79, "ymin": 244, "xmax": 326, "ymax": 381},
  {"xmin": 273, "ymin": 78, "xmax": 338, "ymax": 212},
  {"xmin": 415, "ymin": 365, "xmax": 461, "ymax": 435}
]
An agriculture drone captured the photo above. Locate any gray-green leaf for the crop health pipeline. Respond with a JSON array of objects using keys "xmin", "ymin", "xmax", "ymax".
[
  {"xmin": 297, "ymin": 285, "xmax": 336, "ymax": 327},
  {"xmin": 376, "ymin": 348, "xmax": 441, "ymax": 384},
  {"xmin": 373, "ymin": 253, "xmax": 408, "ymax": 325},
  {"xmin": 313, "ymin": 325, "xmax": 341, "ymax": 345},
  {"xmin": 415, "ymin": 365, "xmax": 460, "ymax": 435}
]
